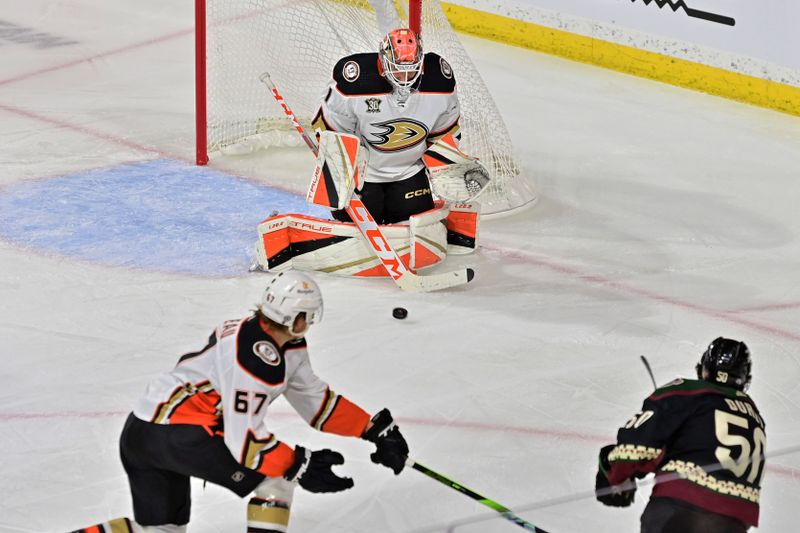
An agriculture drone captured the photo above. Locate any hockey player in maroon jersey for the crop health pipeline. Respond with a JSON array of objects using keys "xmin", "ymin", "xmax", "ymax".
[
  {"xmin": 312, "ymin": 27, "xmax": 462, "ymax": 224},
  {"xmin": 595, "ymin": 338, "xmax": 765, "ymax": 533},
  {"xmin": 70, "ymin": 271, "xmax": 409, "ymax": 533}
]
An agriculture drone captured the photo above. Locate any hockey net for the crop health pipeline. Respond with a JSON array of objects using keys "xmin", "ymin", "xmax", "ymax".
[{"xmin": 197, "ymin": 0, "xmax": 537, "ymax": 215}]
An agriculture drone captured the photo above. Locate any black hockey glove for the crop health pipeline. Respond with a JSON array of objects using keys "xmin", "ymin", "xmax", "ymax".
[
  {"xmin": 595, "ymin": 444, "xmax": 636, "ymax": 507},
  {"xmin": 362, "ymin": 408, "xmax": 409, "ymax": 475},
  {"xmin": 284, "ymin": 445, "xmax": 354, "ymax": 493}
]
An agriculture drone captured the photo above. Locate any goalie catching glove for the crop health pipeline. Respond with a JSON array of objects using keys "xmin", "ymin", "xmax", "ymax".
[
  {"xmin": 307, "ymin": 130, "xmax": 368, "ymax": 210},
  {"xmin": 284, "ymin": 445, "xmax": 354, "ymax": 493},
  {"xmin": 362, "ymin": 408, "xmax": 409, "ymax": 474},
  {"xmin": 423, "ymin": 133, "xmax": 490, "ymax": 203}
]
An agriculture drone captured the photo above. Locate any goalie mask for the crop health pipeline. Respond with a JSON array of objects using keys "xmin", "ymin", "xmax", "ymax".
[
  {"xmin": 379, "ymin": 28, "xmax": 423, "ymax": 96},
  {"xmin": 259, "ymin": 271, "xmax": 323, "ymax": 337},
  {"xmin": 695, "ymin": 337, "xmax": 752, "ymax": 391}
]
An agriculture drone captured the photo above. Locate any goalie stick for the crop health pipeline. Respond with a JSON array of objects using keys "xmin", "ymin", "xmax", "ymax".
[
  {"xmin": 259, "ymin": 72, "xmax": 474, "ymax": 292},
  {"xmin": 407, "ymin": 458, "xmax": 550, "ymax": 532}
]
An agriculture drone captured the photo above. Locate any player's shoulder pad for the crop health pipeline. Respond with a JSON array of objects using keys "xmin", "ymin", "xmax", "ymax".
[
  {"xmin": 332, "ymin": 53, "xmax": 391, "ymax": 96},
  {"xmin": 649, "ymin": 378, "xmax": 743, "ymax": 401},
  {"xmin": 418, "ymin": 52, "xmax": 456, "ymax": 94},
  {"xmin": 236, "ymin": 316, "xmax": 286, "ymax": 386}
]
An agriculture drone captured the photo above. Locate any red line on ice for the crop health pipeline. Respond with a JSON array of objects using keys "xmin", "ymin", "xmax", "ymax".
[
  {"xmin": 483, "ymin": 244, "xmax": 800, "ymax": 343},
  {"xmin": 0, "ymin": 103, "xmax": 170, "ymax": 159},
  {"xmin": 1, "ymin": 409, "xmax": 795, "ymax": 480},
  {"xmin": 0, "ymin": 29, "xmax": 192, "ymax": 87},
  {"xmin": 729, "ymin": 302, "xmax": 800, "ymax": 313}
]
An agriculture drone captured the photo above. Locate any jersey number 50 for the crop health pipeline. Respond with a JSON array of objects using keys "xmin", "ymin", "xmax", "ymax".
[{"xmin": 714, "ymin": 410, "xmax": 767, "ymax": 484}]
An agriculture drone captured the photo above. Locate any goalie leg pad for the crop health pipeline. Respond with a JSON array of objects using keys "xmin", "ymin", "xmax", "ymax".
[
  {"xmin": 445, "ymin": 202, "xmax": 480, "ymax": 255},
  {"xmin": 409, "ymin": 201, "xmax": 449, "ymax": 270},
  {"xmin": 255, "ymin": 213, "xmax": 446, "ymax": 276},
  {"xmin": 307, "ymin": 131, "xmax": 367, "ymax": 209},
  {"xmin": 256, "ymin": 214, "xmax": 359, "ymax": 273},
  {"xmin": 255, "ymin": 214, "xmax": 296, "ymax": 272}
]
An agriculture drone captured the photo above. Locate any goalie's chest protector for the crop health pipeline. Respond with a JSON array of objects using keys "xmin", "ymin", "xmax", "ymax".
[{"xmin": 324, "ymin": 52, "xmax": 459, "ymax": 183}]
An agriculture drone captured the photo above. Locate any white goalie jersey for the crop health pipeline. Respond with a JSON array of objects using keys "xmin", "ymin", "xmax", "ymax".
[
  {"xmin": 133, "ymin": 315, "xmax": 372, "ymax": 477},
  {"xmin": 312, "ymin": 51, "xmax": 461, "ymax": 184}
]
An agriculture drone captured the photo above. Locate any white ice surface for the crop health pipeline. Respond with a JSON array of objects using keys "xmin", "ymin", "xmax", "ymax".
[{"xmin": 1, "ymin": 2, "xmax": 799, "ymax": 533}]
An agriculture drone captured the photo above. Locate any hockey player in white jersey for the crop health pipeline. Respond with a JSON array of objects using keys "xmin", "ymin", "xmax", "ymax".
[
  {"xmin": 70, "ymin": 271, "xmax": 409, "ymax": 533},
  {"xmin": 312, "ymin": 27, "xmax": 461, "ymax": 224},
  {"xmin": 253, "ymin": 28, "xmax": 487, "ymax": 277}
]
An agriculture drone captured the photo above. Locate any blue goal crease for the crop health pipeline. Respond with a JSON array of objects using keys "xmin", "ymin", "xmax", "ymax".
[{"xmin": 0, "ymin": 159, "xmax": 329, "ymax": 277}]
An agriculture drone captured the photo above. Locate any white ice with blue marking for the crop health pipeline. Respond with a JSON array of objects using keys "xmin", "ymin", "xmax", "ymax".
[
  {"xmin": 0, "ymin": 159, "xmax": 329, "ymax": 276},
  {"xmin": 1, "ymin": 2, "xmax": 799, "ymax": 533}
]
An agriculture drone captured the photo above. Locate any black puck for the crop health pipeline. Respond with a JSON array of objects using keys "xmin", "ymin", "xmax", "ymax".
[{"xmin": 392, "ymin": 307, "xmax": 408, "ymax": 320}]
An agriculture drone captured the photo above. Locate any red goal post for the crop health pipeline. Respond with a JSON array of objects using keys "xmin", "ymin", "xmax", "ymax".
[{"xmin": 194, "ymin": 0, "xmax": 537, "ymax": 215}]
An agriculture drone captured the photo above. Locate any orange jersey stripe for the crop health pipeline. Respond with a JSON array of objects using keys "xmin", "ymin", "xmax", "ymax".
[
  {"xmin": 319, "ymin": 396, "xmax": 370, "ymax": 437},
  {"xmin": 167, "ymin": 390, "xmax": 221, "ymax": 427},
  {"xmin": 256, "ymin": 441, "xmax": 296, "ymax": 477}
]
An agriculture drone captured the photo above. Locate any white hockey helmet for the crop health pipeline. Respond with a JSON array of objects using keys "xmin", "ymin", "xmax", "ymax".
[
  {"xmin": 259, "ymin": 271, "xmax": 323, "ymax": 337},
  {"xmin": 379, "ymin": 28, "xmax": 423, "ymax": 94}
]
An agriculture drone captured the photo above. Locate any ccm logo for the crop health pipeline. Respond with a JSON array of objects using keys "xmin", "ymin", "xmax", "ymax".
[{"xmin": 404, "ymin": 188, "xmax": 431, "ymax": 199}]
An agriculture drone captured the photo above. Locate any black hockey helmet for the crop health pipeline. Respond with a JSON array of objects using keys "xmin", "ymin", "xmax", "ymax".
[{"xmin": 696, "ymin": 337, "xmax": 752, "ymax": 391}]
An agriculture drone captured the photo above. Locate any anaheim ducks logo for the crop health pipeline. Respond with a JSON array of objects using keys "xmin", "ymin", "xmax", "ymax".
[{"xmin": 367, "ymin": 119, "xmax": 429, "ymax": 152}]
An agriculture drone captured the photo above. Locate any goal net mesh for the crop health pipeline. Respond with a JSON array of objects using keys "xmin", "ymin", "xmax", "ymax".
[{"xmin": 205, "ymin": 0, "xmax": 537, "ymax": 214}]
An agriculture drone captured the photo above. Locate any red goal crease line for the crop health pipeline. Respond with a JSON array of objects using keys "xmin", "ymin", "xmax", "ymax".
[{"xmin": 0, "ymin": 409, "xmax": 797, "ymax": 480}]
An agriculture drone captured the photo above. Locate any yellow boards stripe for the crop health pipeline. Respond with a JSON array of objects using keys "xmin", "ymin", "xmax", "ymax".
[{"xmin": 441, "ymin": 3, "xmax": 800, "ymax": 117}]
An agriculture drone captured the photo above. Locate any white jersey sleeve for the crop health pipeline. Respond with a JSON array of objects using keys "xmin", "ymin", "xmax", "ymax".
[
  {"xmin": 283, "ymin": 344, "xmax": 329, "ymax": 422},
  {"xmin": 283, "ymin": 343, "xmax": 372, "ymax": 437},
  {"xmin": 315, "ymin": 80, "xmax": 358, "ymax": 135},
  {"xmin": 428, "ymin": 90, "xmax": 461, "ymax": 145}
]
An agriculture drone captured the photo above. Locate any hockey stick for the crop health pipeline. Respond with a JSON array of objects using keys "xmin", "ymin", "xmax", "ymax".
[
  {"xmin": 421, "ymin": 442, "xmax": 800, "ymax": 533},
  {"xmin": 640, "ymin": 355, "xmax": 658, "ymax": 390},
  {"xmin": 259, "ymin": 72, "xmax": 474, "ymax": 292},
  {"xmin": 407, "ymin": 458, "xmax": 550, "ymax": 532}
]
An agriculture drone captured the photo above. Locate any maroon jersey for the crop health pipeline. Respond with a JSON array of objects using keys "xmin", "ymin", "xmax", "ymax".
[{"xmin": 607, "ymin": 378, "xmax": 765, "ymax": 527}]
